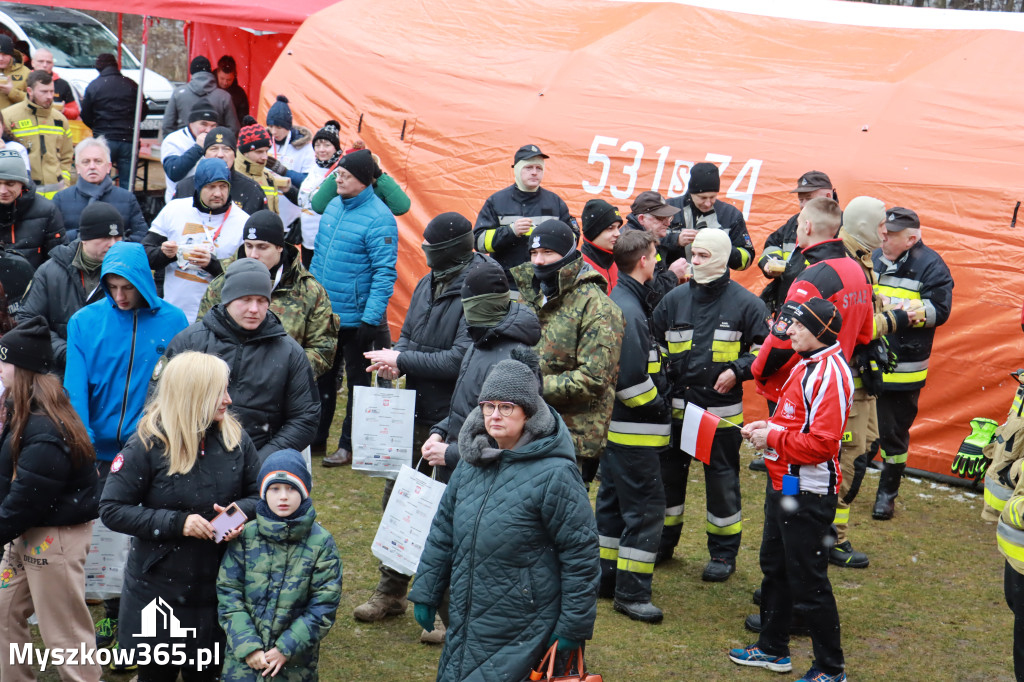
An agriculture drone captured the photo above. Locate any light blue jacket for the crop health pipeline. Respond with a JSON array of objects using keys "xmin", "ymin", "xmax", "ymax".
[
  {"xmin": 64, "ymin": 242, "xmax": 188, "ymax": 461},
  {"xmin": 309, "ymin": 185, "xmax": 397, "ymax": 328}
]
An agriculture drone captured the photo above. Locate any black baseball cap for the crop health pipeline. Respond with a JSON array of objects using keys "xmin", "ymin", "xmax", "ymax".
[
  {"xmin": 631, "ymin": 191, "xmax": 680, "ymax": 218},
  {"xmin": 883, "ymin": 207, "xmax": 920, "ymax": 232},
  {"xmin": 513, "ymin": 144, "xmax": 549, "ymax": 166},
  {"xmin": 789, "ymin": 170, "xmax": 833, "ymax": 193}
]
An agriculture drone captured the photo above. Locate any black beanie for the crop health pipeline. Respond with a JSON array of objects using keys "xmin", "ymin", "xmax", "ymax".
[
  {"xmin": 221, "ymin": 258, "xmax": 272, "ymax": 304},
  {"xmin": 774, "ymin": 297, "xmax": 843, "ymax": 347},
  {"xmin": 78, "ymin": 202, "xmax": 124, "ymax": 241},
  {"xmin": 0, "ymin": 36, "xmax": 13, "ymax": 57},
  {"xmin": 687, "ymin": 162, "xmax": 721, "ymax": 194},
  {"xmin": 336, "ymin": 149, "xmax": 375, "ymax": 187},
  {"xmin": 0, "ymin": 250, "xmax": 33, "ymax": 311},
  {"xmin": 188, "ymin": 101, "xmax": 218, "ymax": 124},
  {"xmin": 95, "ymin": 53, "xmax": 118, "ymax": 71},
  {"xmin": 529, "ymin": 219, "xmax": 576, "ymax": 257},
  {"xmin": 423, "ymin": 212, "xmax": 472, "ymax": 244},
  {"xmin": 203, "ymin": 126, "xmax": 236, "ymax": 153},
  {"xmin": 312, "ymin": 120, "xmax": 341, "ymax": 151},
  {"xmin": 581, "ymin": 199, "xmax": 622, "ymax": 241},
  {"xmin": 243, "ymin": 210, "xmax": 285, "ymax": 247},
  {"xmin": 461, "ymin": 261, "xmax": 509, "ymax": 298},
  {"xmin": 0, "ymin": 316, "xmax": 53, "ymax": 374},
  {"xmin": 189, "ymin": 55, "xmax": 212, "ymax": 75}
]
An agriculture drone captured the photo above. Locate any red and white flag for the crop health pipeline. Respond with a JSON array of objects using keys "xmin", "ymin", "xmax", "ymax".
[{"xmin": 680, "ymin": 403, "xmax": 720, "ymax": 465}]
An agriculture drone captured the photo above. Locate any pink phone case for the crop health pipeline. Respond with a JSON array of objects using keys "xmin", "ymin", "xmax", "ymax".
[{"xmin": 211, "ymin": 503, "xmax": 247, "ymax": 542}]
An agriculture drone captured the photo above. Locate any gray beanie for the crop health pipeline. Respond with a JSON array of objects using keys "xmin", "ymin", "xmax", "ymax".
[
  {"xmin": 477, "ymin": 352, "xmax": 545, "ymax": 417},
  {"xmin": 221, "ymin": 258, "xmax": 272, "ymax": 304},
  {"xmin": 0, "ymin": 150, "xmax": 28, "ymax": 185}
]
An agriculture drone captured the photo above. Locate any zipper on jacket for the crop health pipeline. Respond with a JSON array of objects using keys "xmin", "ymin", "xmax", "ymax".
[{"xmin": 115, "ymin": 311, "xmax": 138, "ymax": 444}]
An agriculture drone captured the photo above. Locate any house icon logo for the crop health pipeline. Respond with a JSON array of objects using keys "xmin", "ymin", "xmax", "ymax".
[{"xmin": 135, "ymin": 597, "xmax": 197, "ymax": 638}]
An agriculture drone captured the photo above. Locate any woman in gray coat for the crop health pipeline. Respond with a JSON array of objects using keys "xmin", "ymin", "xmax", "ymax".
[{"xmin": 409, "ymin": 351, "xmax": 599, "ymax": 682}]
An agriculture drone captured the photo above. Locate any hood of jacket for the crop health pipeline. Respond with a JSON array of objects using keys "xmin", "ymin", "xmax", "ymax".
[
  {"xmin": 289, "ymin": 125, "xmax": 312, "ymax": 149},
  {"xmin": 101, "ymin": 241, "xmax": 161, "ymax": 310},
  {"xmin": 187, "ymin": 71, "xmax": 217, "ymax": 96},
  {"xmin": 458, "ymin": 404, "xmax": 574, "ymax": 467},
  {"xmin": 472, "ymin": 302, "xmax": 541, "ymax": 348}
]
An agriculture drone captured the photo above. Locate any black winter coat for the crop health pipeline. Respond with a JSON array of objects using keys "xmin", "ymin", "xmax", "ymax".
[
  {"xmin": 0, "ymin": 181, "xmax": 65, "ymax": 269},
  {"xmin": 17, "ymin": 240, "xmax": 104, "ymax": 369},
  {"xmin": 430, "ymin": 301, "xmax": 541, "ymax": 477},
  {"xmin": 52, "ymin": 177, "xmax": 149, "ymax": 242},
  {"xmin": 393, "ymin": 255, "xmax": 487, "ymax": 424},
  {"xmin": 80, "ymin": 65, "xmax": 145, "ymax": 142},
  {"xmin": 99, "ymin": 428, "xmax": 260, "ymax": 654},
  {"xmin": 161, "ymin": 306, "xmax": 320, "ymax": 461},
  {"xmin": 472, "ymin": 185, "xmax": 574, "ymax": 277},
  {"xmin": 0, "ymin": 412, "xmax": 98, "ymax": 545},
  {"xmin": 174, "ymin": 169, "xmax": 267, "ymax": 216}
]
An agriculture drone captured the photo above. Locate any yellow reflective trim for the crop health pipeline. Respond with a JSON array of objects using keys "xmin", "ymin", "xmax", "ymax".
[
  {"xmin": 833, "ymin": 507, "xmax": 850, "ymax": 524},
  {"xmin": 599, "ymin": 546, "xmax": 618, "ymax": 561},
  {"xmin": 622, "ymin": 385, "xmax": 658, "ymax": 408},
  {"xmin": 737, "ymin": 248, "xmax": 752, "ymax": 269},
  {"xmin": 261, "ymin": 185, "xmax": 279, "ymax": 197},
  {"xmin": 617, "ymin": 557, "xmax": 655, "ymax": 574},
  {"xmin": 607, "ymin": 431, "xmax": 671, "ymax": 447},
  {"xmin": 1008, "ymin": 498, "xmax": 1024, "ymax": 530},
  {"xmin": 706, "ymin": 520, "xmax": 742, "ymax": 536},
  {"xmin": 664, "ymin": 515, "xmax": 684, "ymax": 527},
  {"xmin": 852, "ymin": 375, "xmax": 864, "ymax": 388},
  {"xmin": 986, "ymin": 486, "xmax": 1009, "ymax": 513},
  {"xmin": 842, "ymin": 431, "xmax": 853, "ymax": 443},
  {"xmin": 882, "ymin": 369, "xmax": 928, "ymax": 385},
  {"xmin": 667, "ymin": 340, "xmax": 691, "ymax": 354},
  {"xmin": 999, "ymin": 533, "xmax": 1024, "ymax": 563},
  {"xmin": 711, "ymin": 340, "xmax": 740, "ymax": 363},
  {"xmin": 717, "ymin": 412, "xmax": 742, "ymax": 429},
  {"xmin": 483, "ymin": 228, "xmax": 498, "ymax": 253},
  {"xmin": 647, "ymin": 361, "xmax": 662, "ymax": 374},
  {"xmin": 875, "ymin": 285, "xmax": 922, "ymax": 302},
  {"xmin": 882, "ymin": 451, "xmax": 908, "ymax": 464}
]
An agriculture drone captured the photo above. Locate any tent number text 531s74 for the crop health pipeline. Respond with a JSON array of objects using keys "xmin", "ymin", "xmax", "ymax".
[{"xmin": 581, "ymin": 134, "xmax": 763, "ymax": 219}]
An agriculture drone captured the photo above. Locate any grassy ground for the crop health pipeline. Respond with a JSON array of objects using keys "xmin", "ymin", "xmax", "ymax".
[{"xmin": 32, "ymin": 413, "xmax": 1015, "ymax": 681}]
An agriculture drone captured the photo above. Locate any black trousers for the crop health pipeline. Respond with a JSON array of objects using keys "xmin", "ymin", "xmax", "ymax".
[
  {"xmin": 758, "ymin": 480, "xmax": 844, "ymax": 676},
  {"xmin": 658, "ymin": 425, "xmax": 743, "ymax": 562},
  {"xmin": 314, "ymin": 322, "xmax": 392, "ymax": 449},
  {"xmin": 1005, "ymin": 561, "xmax": 1024, "ymax": 681},
  {"xmin": 877, "ymin": 388, "xmax": 920, "ymax": 463},
  {"xmin": 595, "ymin": 443, "xmax": 666, "ymax": 601}
]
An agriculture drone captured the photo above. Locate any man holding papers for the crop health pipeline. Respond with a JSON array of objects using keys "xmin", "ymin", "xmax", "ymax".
[{"xmin": 651, "ymin": 228, "xmax": 768, "ymax": 582}]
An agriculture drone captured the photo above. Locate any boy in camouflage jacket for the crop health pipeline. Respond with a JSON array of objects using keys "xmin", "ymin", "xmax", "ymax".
[{"xmin": 218, "ymin": 449, "xmax": 342, "ymax": 682}]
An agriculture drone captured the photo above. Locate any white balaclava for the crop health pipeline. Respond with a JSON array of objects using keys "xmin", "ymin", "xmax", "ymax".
[
  {"xmin": 513, "ymin": 156, "xmax": 545, "ymax": 192},
  {"xmin": 691, "ymin": 229, "xmax": 732, "ymax": 284},
  {"xmin": 842, "ymin": 196, "xmax": 886, "ymax": 252}
]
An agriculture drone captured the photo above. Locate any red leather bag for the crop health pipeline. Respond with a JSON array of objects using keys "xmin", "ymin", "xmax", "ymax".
[{"xmin": 528, "ymin": 643, "xmax": 602, "ymax": 682}]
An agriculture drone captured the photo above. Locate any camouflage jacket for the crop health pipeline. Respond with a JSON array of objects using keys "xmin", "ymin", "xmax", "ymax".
[
  {"xmin": 217, "ymin": 502, "xmax": 342, "ymax": 682},
  {"xmin": 197, "ymin": 244, "xmax": 339, "ymax": 378},
  {"xmin": 511, "ymin": 255, "xmax": 624, "ymax": 461},
  {"xmin": 235, "ymin": 153, "xmax": 280, "ymax": 214}
]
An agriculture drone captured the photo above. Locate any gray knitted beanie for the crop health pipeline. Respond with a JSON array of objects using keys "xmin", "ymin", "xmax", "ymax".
[{"xmin": 477, "ymin": 352, "xmax": 545, "ymax": 417}]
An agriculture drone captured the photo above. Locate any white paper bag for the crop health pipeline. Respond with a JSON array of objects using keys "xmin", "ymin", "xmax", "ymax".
[
  {"xmin": 371, "ymin": 465, "xmax": 446, "ymax": 576},
  {"xmin": 352, "ymin": 384, "xmax": 416, "ymax": 479},
  {"xmin": 85, "ymin": 519, "xmax": 130, "ymax": 599}
]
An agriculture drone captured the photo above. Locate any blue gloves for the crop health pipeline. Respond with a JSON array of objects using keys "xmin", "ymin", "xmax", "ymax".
[
  {"xmin": 414, "ymin": 603, "xmax": 437, "ymax": 632},
  {"xmin": 546, "ymin": 633, "xmax": 581, "ymax": 651}
]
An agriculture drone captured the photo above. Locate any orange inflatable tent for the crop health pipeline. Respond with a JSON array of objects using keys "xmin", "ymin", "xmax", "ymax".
[{"xmin": 261, "ymin": 0, "xmax": 1024, "ymax": 477}]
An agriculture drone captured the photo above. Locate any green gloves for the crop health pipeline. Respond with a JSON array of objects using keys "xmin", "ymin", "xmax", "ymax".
[
  {"xmin": 414, "ymin": 603, "xmax": 436, "ymax": 632},
  {"xmin": 546, "ymin": 633, "xmax": 581, "ymax": 651},
  {"xmin": 951, "ymin": 417, "xmax": 999, "ymax": 481}
]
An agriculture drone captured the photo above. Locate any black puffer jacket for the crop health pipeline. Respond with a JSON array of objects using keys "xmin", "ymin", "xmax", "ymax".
[
  {"xmin": 430, "ymin": 302, "xmax": 541, "ymax": 477},
  {"xmin": 0, "ymin": 181, "xmax": 65, "ymax": 269},
  {"xmin": 393, "ymin": 254, "xmax": 489, "ymax": 424},
  {"xmin": 17, "ymin": 240, "xmax": 104, "ymax": 369},
  {"xmin": 173, "ymin": 169, "xmax": 268, "ymax": 216},
  {"xmin": 99, "ymin": 428, "xmax": 260, "ymax": 654},
  {"xmin": 161, "ymin": 306, "xmax": 320, "ymax": 461},
  {"xmin": 0, "ymin": 413, "xmax": 98, "ymax": 545}
]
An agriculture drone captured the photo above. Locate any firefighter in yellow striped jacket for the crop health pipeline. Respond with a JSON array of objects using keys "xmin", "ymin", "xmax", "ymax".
[
  {"xmin": 996, "ymin": 457, "xmax": 1024, "ymax": 678},
  {"xmin": 596, "ymin": 229, "xmax": 670, "ymax": 624},
  {"xmin": 651, "ymin": 228, "xmax": 769, "ymax": 583},
  {"xmin": 234, "ymin": 119, "xmax": 280, "ymax": 214},
  {"xmin": 2, "ymin": 71, "xmax": 72, "ymax": 198},
  {"xmin": 869, "ymin": 207, "xmax": 953, "ymax": 521}
]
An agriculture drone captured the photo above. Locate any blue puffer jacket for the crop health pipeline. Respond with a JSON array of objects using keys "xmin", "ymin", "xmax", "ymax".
[
  {"xmin": 309, "ymin": 185, "xmax": 397, "ymax": 328},
  {"xmin": 409, "ymin": 404, "xmax": 599, "ymax": 682},
  {"xmin": 63, "ymin": 241, "xmax": 188, "ymax": 461}
]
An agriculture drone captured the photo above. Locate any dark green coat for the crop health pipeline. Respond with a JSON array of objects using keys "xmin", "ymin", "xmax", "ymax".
[
  {"xmin": 409, "ymin": 404, "xmax": 599, "ymax": 682},
  {"xmin": 217, "ymin": 502, "xmax": 341, "ymax": 682}
]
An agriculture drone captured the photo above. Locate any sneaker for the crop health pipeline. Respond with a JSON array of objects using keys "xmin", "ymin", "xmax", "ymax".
[
  {"xmin": 612, "ymin": 599, "xmax": 664, "ymax": 623},
  {"xmin": 419, "ymin": 618, "xmax": 446, "ymax": 645},
  {"xmin": 796, "ymin": 666, "xmax": 847, "ymax": 681},
  {"xmin": 353, "ymin": 589, "xmax": 407, "ymax": 622},
  {"xmin": 95, "ymin": 617, "xmax": 117, "ymax": 649},
  {"xmin": 727, "ymin": 644, "xmax": 792, "ymax": 673},
  {"xmin": 701, "ymin": 558, "xmax": 736, "ymax": 582},
  {"xmin": 829, "ymin": 540, "xmax": 870, "ymax": 569},
  {"xmin": 108, "ymin": 640, "xmax": 137, "ymax": 672},
  {"xmin": 749, "ymin": 456, "xmax": 768, "ymax": 472}
]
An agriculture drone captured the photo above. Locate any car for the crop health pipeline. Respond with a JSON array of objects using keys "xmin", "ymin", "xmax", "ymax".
[{"xmin": 0, "ymin": 3, "xmax": 173, "ymax": 138}]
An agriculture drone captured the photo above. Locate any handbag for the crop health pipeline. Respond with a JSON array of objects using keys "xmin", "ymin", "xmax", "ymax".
[{"xmin": 529, "ymin": 644, "xmax": 602, "ymax": 682}]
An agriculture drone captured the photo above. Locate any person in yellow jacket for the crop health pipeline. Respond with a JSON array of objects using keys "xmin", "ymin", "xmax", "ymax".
[
  {"xmin": 0, "ymin": 37, "xmax": 29, "ymax": 111},
  {"xmin": 235, "ymin": 117, "xmax": 281, "ymax": 214},
  {"xmin": 997, "ymin": 456, "xmax": 1024, "ymax": 680},
  {"xmin": 3, "ymin": 70, "xmax": 72, "ymax": 198}
]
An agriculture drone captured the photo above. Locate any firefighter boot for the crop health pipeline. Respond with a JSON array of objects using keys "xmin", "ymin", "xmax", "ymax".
[{"xmin": 872, "ymin": 462, "xmax": 906, "ymax": 520}]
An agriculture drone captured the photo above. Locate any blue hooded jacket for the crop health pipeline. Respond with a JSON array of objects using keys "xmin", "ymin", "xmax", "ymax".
[{"xmin": 64, "ymin": 242, "xmax": 188, "ymax": 461}]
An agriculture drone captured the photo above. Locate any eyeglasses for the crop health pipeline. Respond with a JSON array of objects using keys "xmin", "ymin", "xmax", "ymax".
[{"xmin": 479, "ymin": 401, "xmax": 517, "ymax": 417}]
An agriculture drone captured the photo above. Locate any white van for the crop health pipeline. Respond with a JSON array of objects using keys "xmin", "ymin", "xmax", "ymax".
[{"xmin": 0, "ymin": 3, "xmax": 173, "ymax": 138}]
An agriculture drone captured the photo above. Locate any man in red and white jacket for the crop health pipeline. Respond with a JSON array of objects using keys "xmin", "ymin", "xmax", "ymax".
[{"xmin": 730, "ymin": 297, "xmax": 853, "ymax": 682}]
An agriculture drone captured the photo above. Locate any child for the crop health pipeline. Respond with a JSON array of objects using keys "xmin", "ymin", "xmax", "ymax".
[{"xmin": 217, "ymin": 449, "xmax": 342, "ymax": 681}]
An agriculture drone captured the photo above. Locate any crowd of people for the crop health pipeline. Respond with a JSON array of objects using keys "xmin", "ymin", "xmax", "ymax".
[{"xmin": 0, "ymin": 38, "xmax": 976, "ymax": 682}]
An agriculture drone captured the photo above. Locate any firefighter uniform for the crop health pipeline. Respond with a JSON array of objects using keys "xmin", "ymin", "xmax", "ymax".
[
  {"xmin": 0, "ymin": 54, "xmax": 29, "ymax": 111},
  {"xmin": 870, "ymin": 234, "xmax": 953, "ymax": 519},
  {"xmin": 473, "ymin": 184, "xmax": 575, "ymax": 278},
  {"xmin": 665, "ymin": 195, "xmax": 756, "ymax": 271},
  {"xmin": 597, "ymin": 272, "xmax": 670, "ymax": 604},
  {"xmin": 3, "ymin": 100, "xmax": 72, "ymax": 197},
  {"xmin": 235, "ymin": 153, "xmax": 280, "ymax": 214},
  {"xmin": 651, "ymin": 268, "xmax": 768, "ymax": 566}
]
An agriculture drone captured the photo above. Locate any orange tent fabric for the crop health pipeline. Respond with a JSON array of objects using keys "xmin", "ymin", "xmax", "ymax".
[{"xmin": 261, "ymin": 0, "xmax": 1024, "ymax": 476}]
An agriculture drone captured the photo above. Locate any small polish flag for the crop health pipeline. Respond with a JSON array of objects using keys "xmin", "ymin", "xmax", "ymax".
[{"xmin": 680, "ymin": 403, "xmax": 720, "ymax": 465}]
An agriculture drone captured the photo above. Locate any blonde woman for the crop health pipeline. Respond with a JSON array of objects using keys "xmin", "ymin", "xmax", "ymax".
[{"xmin": 100, "ymin": 351, "xmax": 260, "ymax": 682}]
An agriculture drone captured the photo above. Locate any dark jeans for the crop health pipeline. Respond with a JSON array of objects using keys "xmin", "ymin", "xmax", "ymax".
[
  {"xmin": 107, "ymin": 139, "xmax": 135, "ymax": 190},
  {"xmin": 301, "ymin": 246, "xmax": 313, "ymax": 270},
  {"xmin": 314, "ymin": 322, "xmax": 392, "ymax": 450},
  {"xmin": 758, "ymin": 480, "xmax": 844, "ymax": 676},
  {"xmin": 1005, "ymin": 561, "xmax": 1024, "ymax": 681}
]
